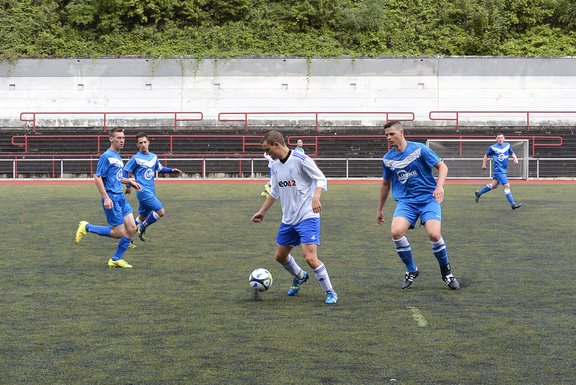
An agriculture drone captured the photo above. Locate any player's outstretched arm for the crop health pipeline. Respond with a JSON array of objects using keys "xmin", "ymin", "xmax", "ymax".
[{"xmin": 251, "ymin": 196, "xmax": 276, "ymax": 223}]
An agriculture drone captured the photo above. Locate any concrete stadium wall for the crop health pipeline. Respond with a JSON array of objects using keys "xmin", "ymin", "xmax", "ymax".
[{"xmin": 1, "ymin": 57, "xmax": 576, "ymax": 128}]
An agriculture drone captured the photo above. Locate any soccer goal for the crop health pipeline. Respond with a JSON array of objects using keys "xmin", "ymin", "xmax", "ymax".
[{"xmin": 426, "ymin": 139, "xmax": 529, "ymax": 180}]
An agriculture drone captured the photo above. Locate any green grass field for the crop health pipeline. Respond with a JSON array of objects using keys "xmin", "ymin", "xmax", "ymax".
[{"xmin": 1, "ymin": 182, "xmax": 574, "ymax": 385}]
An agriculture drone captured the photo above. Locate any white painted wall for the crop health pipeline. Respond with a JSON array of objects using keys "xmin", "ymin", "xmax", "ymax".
[{"xmin": 1, "ymin": 57, "xmax": 576, "ymax": 129}]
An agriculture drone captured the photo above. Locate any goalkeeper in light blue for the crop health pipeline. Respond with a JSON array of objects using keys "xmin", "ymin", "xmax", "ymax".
[
  {"xmin": 474, "ymin": 133, "xmax": 523, "ymax": 210},
  {"xmin": 377, "ymin": 121, "xmax": 460, "ymax": 290},
  {"xmin": 123, "ymin": 132, "xmax": 182, "ymax": 242}
]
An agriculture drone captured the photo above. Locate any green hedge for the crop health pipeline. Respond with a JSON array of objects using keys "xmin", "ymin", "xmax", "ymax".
[{"xmin": 1, "ymin": 0, "xmax": 575, "ymax": 59}]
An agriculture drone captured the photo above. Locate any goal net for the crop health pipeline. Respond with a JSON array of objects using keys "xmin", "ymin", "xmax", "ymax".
[{"xmin": 426, "ymin": 139, "xmax": 529, "ymax": 180}]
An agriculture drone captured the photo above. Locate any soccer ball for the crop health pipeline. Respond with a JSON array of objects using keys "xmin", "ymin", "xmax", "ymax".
[{"xmin": 249, "ymin": 268, "xmax": 273, "ymax": 292}]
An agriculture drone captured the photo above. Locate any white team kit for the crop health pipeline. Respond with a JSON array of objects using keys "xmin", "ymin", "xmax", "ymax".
[{"xmin": 268, "ymin": 150, "xmax": 328, "ymax": 225}]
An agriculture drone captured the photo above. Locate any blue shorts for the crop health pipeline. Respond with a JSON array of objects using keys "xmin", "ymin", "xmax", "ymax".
[
  {"xmin": 493, "ymin": 173, "xmax": 509, "ymax": 185},
  {"xmin": 276, "ymin": 218, "xmax": 320, "ymax": 247},
  {"xmin": 102, "ymin": 193, "xmax": 133, "ymax": 227},
  {"xmin": 393, "ymin": 200, "xmax": 442, "ymax": 229},
  {"xmin": 137, "ymin": 193, "xmax": 164, "ymax": 217}
]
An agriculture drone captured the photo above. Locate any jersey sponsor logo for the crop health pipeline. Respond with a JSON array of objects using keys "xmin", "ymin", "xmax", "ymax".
[
  {"xmin": 115, "ymin": 169, "xmax": 123, "ymax": 181},
  {"xmin": 497, "ymin": 153, "xmax": 508, "ymax": 162},
  {"xmin": 144, "ymin": 168, "xmax": 155, "ymax": 180},
  {"xmin": 397, "ymin": 169, "xmax": 418, "ymax": 184},
  {"xmin": 278, "ymin": 180, "xmax": 297, "ymax": 187}
]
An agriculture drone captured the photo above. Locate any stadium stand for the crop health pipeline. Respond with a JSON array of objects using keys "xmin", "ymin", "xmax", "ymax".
[{"xmin": 1, "ymin": 58, "xmax": 575, "ymax": 178}]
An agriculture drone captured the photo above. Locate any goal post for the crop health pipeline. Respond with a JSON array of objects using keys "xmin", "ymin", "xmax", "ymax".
[{"xmin": 426, "ymin": 139, "xmax": 529, "ymax": 180}]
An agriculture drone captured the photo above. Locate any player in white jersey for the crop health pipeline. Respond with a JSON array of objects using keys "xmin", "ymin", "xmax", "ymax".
[
  {"xmin": 377, "ymin": 121, "xmax": 460, "ymax": 290},
  {"xmin": 474, "ymin": 133, "xmax": 523, "ymax": 209},
  {"xmin": 251, "ymin": 130, "xmax": 338, "ymax": 304}
]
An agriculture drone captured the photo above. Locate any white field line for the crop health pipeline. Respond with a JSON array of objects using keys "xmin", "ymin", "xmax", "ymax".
[{"xmin": 408, "ymin": 306, "xmax": 428, "ymax": 327}]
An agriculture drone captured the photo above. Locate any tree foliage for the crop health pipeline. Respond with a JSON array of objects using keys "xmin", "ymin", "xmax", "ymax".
[{"xmin": 0, "ymin": 0, "xmax": 575, "ymax": 59}]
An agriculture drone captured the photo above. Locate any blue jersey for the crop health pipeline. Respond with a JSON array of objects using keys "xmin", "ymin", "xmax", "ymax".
[
  {"xmin": 383, "ymin": 141, "xmax": 441, "ymax": 203},
  {"xmin": 486, "ymin": 142, "xmax": 514, "ymax": 174},
  {"xmin": 95, "ymin": 149, "xmax": 125, "ymax": 194},
  {"xmin": 124, "ymin": 151, "xmax": 164, "ymax": 198}
]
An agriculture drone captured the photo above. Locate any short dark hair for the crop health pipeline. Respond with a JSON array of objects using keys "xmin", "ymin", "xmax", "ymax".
[
  {"xmin": 136, "ymin": 132, "xmax": 148, "ymax": 140},
  {"xmin": 384, "ymin": 120, "xmax": 402, "ymax": 130},
  {"xmin": 262, "ymin": 130, "xmax": 286, "ymax": 146},
  {"xmin": 109, "ymin": 127, "xmax": 124, "ymax": 136}
]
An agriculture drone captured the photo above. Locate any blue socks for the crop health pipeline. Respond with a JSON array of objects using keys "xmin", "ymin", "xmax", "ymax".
[
  {"xmin": 86, "ymin": 223, "xmax": 111, "ymax": 237},
  {"xmin": 504, "ymin": 188, "xmax": 515, "ymax": 205},
  {"xmin": 142, "ymin": 211, "xmax": 160, "ymax": 229},
  {"xmin": 394, "ymin": 236, "xmax": 450, "ymax": 272},
  {"xmin": 431, "ymin": 238, "xmax": 449, "ymax": 266},
  {"xmin": 111, "ymin": 237, "xmax": 131, "ymax": 261},
  {"xmin": 478, "ymin": 184, "xmax": 492, "ymax": 196},
  {"xmin": 393, "ymin": 236, "xmax": 417, "ymax": 272}
]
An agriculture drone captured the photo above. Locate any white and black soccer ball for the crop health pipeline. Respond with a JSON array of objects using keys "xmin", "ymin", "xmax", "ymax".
[{"xmin": 249, "ymin": 268, "xmax": 273, "ymax": 292}]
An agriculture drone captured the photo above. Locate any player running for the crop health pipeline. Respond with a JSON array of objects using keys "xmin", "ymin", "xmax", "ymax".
[
  {"xmin": 377, "ymin": 121, "xmax": 460, "ymax": 290},
  {"xmin": 123, "ymin": 132, "xmax": 181, "ymax": 241},
  {"xmin": 251, "ymin": 130, "xmax": 338, "ymax": 304},
  {"xmin": 474, "ymin": 133, "xmax": 523, "ymax": 209},
  {"xmin": 75, "ymin": 128, "xmax": 140, "ymax": 268}
]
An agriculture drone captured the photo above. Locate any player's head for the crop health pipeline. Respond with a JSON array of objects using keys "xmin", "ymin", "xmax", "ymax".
[
  {"xmin": 384, "ymin": 121, "xmax": 405, "ymax": 148},
  {"xmin": 496, "ymin": 133, "xmax": 505, "ymax": 144},
  {"xmin": 262, "ymin": 130, "xmax": 288, "ymax": 160},
  {"xmin": 108, "ymin": 128, "xmax": 125, "ymax": 151},
  {"xmin": 296, "ymin": 139, "xmax": 303, "ymax": 147},
  {"xmin": 136, "ymin": 132, "xmax": 150, "ymax": 154}
]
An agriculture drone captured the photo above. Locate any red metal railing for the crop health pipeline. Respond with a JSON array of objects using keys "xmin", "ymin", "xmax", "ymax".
[
  {"xmin": 11, "ymin": 134, "xmax": 263, "ymax": 154},
  {"xmin": 19, "ymin": 111, "xmax": 204, "ymax": 133},
  {"xmin": 16, "ymin": 109, "xmax": 576, "ymax": 134},
  {"xmin": 10, "ymin": 133, "xmax": 563, "ymax": 158},
  {"xmin": 218, "ymin": 111, "xmax": 415, "ymax": 131},
  {"xmin": 429, "ymin": 110, "xmax": 576, "ymax": 132},
  {"xmin": 218, "ymin": 111, "xmax": 415, "ymax": 156},
  {"xmin": 407, "ymin": 135, "xmax": 563, "ymax": 157},
  {"xmin": 284, "ymin": 134, "xmax": 562, "ymax": 157}
]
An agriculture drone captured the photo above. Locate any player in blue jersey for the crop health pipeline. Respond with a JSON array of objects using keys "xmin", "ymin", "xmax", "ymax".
[
  {"xmin": 377, "ymin": 121, "xmax": 460, "ymax": 290},
  {"xmin": 123, "ymin": 132, "xmax": 182, "ymax": 242},
  {"xmin": 251, "ymin": 130, "xmax": 338, "ymax": 304},
  {"xmin": 474, "ymin": 133, "xmax": 523, "ymax": 210},
  {"xmin": 75, "ymin": 128, "xmax": 141, "ymax": 268}
]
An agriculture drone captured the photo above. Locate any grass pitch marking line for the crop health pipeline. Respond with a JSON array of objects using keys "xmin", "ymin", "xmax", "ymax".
[{"xmin": 408, "ymin": 306, "xmax": 428, "ymax": 327}]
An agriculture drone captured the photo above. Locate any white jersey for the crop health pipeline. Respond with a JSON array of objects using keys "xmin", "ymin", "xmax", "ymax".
[{"xmin": 269, "ymin": 150, "xmax": 327, "ymax": 225}]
